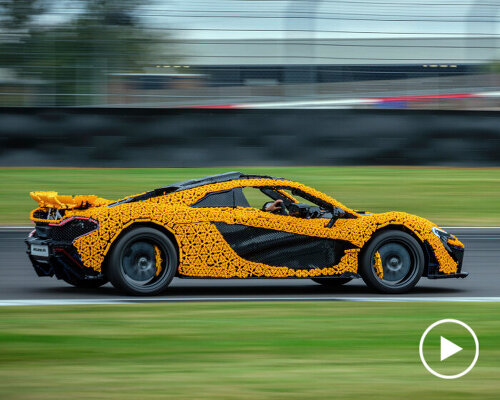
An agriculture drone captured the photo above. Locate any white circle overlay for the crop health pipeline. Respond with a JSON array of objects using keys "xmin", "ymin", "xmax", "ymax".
[{"xmin": 419, "ymin": 319, "xmax": 479, "ymax": 379}]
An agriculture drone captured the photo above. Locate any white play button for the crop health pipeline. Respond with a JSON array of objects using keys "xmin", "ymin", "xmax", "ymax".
[
  {"xmin": 440, "ymin": 336, "xmax": 463, "ymax": 361},
  {"xmin": 420, "ymin": 319, "xmax": 479, "ymax": 379}
]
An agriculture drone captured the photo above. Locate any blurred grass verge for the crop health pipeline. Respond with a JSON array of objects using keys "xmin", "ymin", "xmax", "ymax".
[
  {"xmin": 0, "ymin": 302, "xmax": 498, "ymax": 400},
  {"xmin": 0, "ymin": 167, "xmax": 499, "ymax": 226}
]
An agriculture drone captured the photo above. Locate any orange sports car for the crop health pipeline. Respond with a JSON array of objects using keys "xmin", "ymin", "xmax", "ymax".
[{"xmin": 26, "ymin": 172, "xmax": 467, "ymax": 295}]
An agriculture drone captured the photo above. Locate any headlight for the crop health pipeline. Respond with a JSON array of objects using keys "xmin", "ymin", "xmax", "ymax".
[
  {"xmin": 432, "ymin": 226, "xmax": 449, "ymax": 239},
  {"xmin": 432, "ymin": 226, "xmax": 452, "ymax": 251}
]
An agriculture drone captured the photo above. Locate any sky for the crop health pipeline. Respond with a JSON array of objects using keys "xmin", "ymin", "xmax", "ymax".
[{"xmin": 36, "ymin": 0, "xmax": 500, "ymax": 39}]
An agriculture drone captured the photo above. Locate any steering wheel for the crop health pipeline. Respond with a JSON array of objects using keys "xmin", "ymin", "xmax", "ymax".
[
  {"xmin": 263, "ymin": 200, "xmax": 288, "ymax": 216},
  {"xmin": 276, "ymin": 201, "xmax": 288, "ymax": 216}
]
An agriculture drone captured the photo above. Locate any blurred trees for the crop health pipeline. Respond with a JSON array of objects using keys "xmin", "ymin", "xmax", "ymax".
[{"xmin": 0, "ymin": 0, "xmax": 167, "ymax": 105}]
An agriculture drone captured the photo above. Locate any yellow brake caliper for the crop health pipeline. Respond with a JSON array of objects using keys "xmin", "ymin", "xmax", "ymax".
[
  {"xmin": 373, "ymin": 252, "xmax": 383, "ymax": 279},
  {"xmin": 154, "ymin": 246, "xmax": 163, "ymax": 276}
]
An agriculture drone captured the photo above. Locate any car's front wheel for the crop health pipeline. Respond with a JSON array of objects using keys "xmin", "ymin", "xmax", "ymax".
[
  {"xmin": 359, "ymin": 230, "xmax": 424, "ymax": 294},
  {"xmin": 107, "ymin": 227, "xmax": 177, "ymax": 296}
]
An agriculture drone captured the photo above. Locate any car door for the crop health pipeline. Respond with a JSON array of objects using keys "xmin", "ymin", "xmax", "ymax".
[{"xmin": 215, "ymin": 187, "xmax": 338, "ymax": 270}]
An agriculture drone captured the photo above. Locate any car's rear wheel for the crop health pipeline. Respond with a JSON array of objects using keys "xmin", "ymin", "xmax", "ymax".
[
  {"xmin": 311, "ymin": 277, "xmax": 353, "ymax": 286},
  {"xmin": 360, "ymin": 230, "xmax": 424, "ymax": 294},
  {"xmin": 107, "ymin": 227, "xmax": 177, "ymax": 296}
]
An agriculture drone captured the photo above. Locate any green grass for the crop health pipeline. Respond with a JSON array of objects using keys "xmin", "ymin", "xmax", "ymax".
[
  {"xmin": 1, "ymin": 167, "xmax": 500, "ymax": 225},
  {"xmin": 0, "ymin": 302, "xmax": 498, "ymax": 399}
]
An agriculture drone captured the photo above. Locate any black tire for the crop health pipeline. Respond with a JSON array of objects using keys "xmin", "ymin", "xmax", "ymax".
[
  {"xmin": 107, "ymin": 227, "xmax": 177, "ymax": 296},
  {"xmin": 360, "ymin": 230, "xmax": 424, "ymax": 294},
  {"xmin": 62, "ymin": 275, "xmax": 108, "ymax": 289},
  {"xmin": 311, "ymin": 277, "xmax": 353, "ymax": 286}
]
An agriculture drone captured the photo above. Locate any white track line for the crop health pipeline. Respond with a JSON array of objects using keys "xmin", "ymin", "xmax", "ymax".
[{"xmin": 1, "ymin": 297, "xmax": 500, "ymax": 306}]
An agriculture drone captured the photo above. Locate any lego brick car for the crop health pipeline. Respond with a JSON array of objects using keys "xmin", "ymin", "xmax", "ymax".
[{"xmin": 26, "ymin": 172, "xmax": 466, "ymax": 295}]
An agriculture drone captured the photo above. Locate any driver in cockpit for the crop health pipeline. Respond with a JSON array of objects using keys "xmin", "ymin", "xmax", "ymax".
[
  {"xmin": 263, "ymin": 199, "xmax": 285, "ymax": 213},
  {"xmin": 263, "ymin": 198, "xmax": 341, "ymax": 223}
]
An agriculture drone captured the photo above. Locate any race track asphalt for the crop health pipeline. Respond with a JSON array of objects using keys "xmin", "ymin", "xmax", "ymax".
[{"xmin": 0, "ymin": 228, "xmax": 499, "ymax": 302}]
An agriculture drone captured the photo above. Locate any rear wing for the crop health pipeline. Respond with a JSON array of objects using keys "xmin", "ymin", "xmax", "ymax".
[{"xmin": 30, "ymin": 191, "xmax": 111, "ymax": 209}]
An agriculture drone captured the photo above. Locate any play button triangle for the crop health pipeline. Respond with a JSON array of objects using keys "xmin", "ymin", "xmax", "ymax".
[{"xmin": 441, "ymin": 336, "xmax": 463, "ymax": 361}]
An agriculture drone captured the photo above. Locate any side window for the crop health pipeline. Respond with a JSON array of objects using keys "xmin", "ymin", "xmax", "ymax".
[
  {"xmin": 281, "ymin": 189, "xmax": 317, "ymax": 207},
  {"xmin": 279, "ymin": 188, "xmax": 335, "ymax": 219},
  {"xmin": 191, "ymin": 188, "xmax": 250, "ymax": 208},
  {"xmin": 242, "ymin": 187, "xmax": 276, "ymax": 210}
]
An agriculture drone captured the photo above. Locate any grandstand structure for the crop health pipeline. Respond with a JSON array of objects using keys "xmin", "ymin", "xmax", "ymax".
[{"xmin": 165, "ymin": 36, "xmax": 497, "ymax": 86}]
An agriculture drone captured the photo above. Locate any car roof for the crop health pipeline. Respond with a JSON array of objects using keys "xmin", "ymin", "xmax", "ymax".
[
  {"xmin": 159, "ymin": 171, "xmax": 286, "ymax": 192},
  {"xmin": 109, "ymin": 172, "xmax": 286, "ymax": 207}
]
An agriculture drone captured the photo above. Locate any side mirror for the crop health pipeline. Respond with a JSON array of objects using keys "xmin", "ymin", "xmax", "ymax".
[
  {"xmin": 326, "ymin": 215, "xmax": 337, "ymax": 228},
  {"xmin": 325, "ymin": 207, "xmax": 344, "ymax": 228}
]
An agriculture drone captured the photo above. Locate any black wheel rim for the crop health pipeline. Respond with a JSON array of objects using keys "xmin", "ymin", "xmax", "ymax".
[
  {"xmin": 120, "ymin": 238, "xmax": 170, "ymax": 290},
  {"xmin": 372, "ymin": 240, "xmax": 419, "ymax": 288}
]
